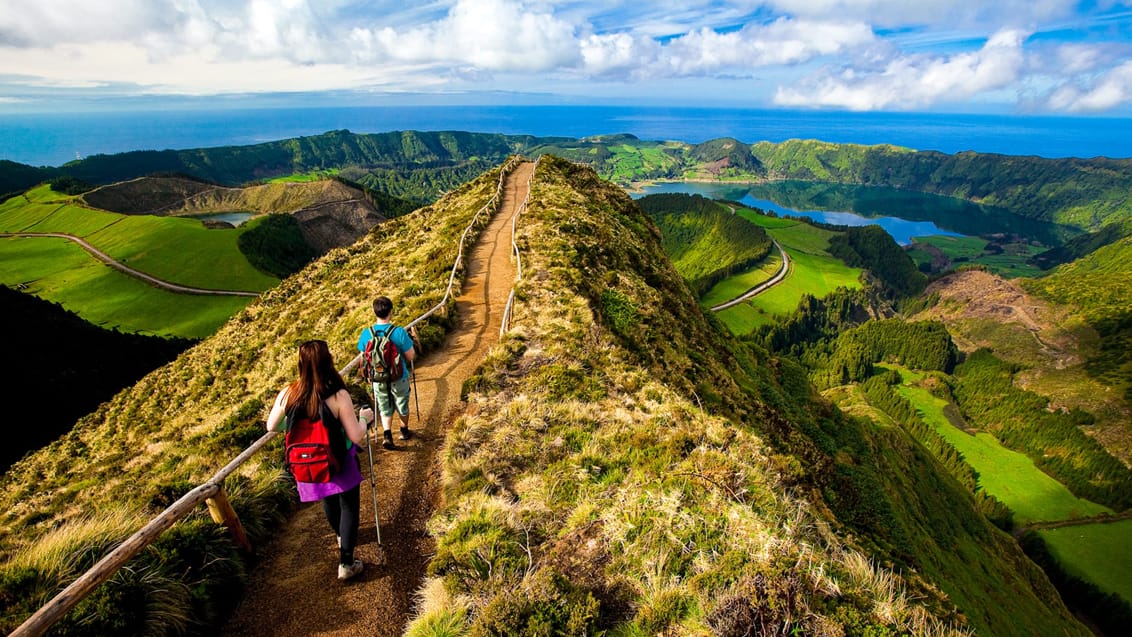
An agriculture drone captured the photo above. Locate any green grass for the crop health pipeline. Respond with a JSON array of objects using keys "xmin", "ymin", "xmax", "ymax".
[
  {"xmin": 906, "ymin": 235, "xmax": 1047, "ymax": 278},
  {"xmin": 0, "ymin": 185, "xmax": 279, "ymax": 336},
  {"xmin": 700, "ymin": 252, "xmax": 782, "ymax": 307},
  {"xmin": 2, "ymin": 186, "xmax": 277, "ymax": 291},
  {"xmin": 0, "ymin": 236, "xmax": 254, "ymax": 338},
  {"xmin": 1039, "ymin": 520, "xmax": 1132, "ymax": 605},
  {"xmin": 890, "ymin": 372, "xmax": 1111, "ymax": 524},
  {"xmin": 267, "ymin": 169, "xmax": 339, "ymax": 183},
  {"xmin": 710, "ymin": 208, "xmax": 863, "ymax": 334},
  {"xmin": 716, "ymin": 249, "xmax": 862, "ymax": 333},
  {"xmin": 86, "ymin": 215, "xmax": 278, "ymax": 291},
  {"xmin": 605, "ymin": 144, "xmax": 681, "ymax": 182}
]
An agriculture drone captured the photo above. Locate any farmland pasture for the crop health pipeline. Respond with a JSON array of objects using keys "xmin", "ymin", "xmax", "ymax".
[
  {"xmin": 1039, "ymin": 520, "xmax": 1132, "ymax": 606},
  {"xmin": 0, "ymin": 185, "xmax": 276, "ymax": 337},
  {"xmin": 711, "ymin": 209, "xmax": 863, "ymax": 333},
  {"xmin": 0, "ymin": 236, "xmax": 251, "ymax": 338},
  {"xmin": 891, "ymin": 372, "xmax": 1111, "ymax": 524}
]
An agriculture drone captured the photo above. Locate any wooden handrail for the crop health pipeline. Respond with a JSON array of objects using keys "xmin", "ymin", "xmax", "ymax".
[
  {"xmin": 9, "ymin": 157, "xmax": 525, "ymax": 637},
  {"xmin": 501, "ymin": 157, "xmax": 539, "ymax": 336}
]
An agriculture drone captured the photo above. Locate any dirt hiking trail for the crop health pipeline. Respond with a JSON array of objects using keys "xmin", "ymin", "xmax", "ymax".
[{"xmin": 221, "ymin": 161, "xmax": 534, "ymax": 637}]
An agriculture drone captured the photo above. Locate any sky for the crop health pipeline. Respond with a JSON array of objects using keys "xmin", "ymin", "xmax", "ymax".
[{"xmin": 1, "ymin": 0, "xmax": 1131, "ymax": 115}]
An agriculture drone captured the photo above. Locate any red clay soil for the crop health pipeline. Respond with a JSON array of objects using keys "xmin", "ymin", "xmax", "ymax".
[{"xmin": 221, "ymin": 162, "xmax": 535, "ymax": 637}]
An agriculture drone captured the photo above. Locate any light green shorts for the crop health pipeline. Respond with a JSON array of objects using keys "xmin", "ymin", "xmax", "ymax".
[{"xmin": 372, "ymin": 376, "xmax": 411, "ymax": 418}]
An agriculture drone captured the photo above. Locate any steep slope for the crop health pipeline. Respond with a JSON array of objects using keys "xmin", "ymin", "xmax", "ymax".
[{"xmin": 407, "ymin": 156, "xmax": 1087, "ymax": 636}]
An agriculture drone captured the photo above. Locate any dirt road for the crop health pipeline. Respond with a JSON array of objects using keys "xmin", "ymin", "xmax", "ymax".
[{"xmin": 220, "ymin": 161, "xmax": 534, "ymax": 637}]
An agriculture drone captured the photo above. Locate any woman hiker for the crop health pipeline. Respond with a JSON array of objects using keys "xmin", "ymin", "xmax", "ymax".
[{"xmin": 266, "ymin": 340, "xmax": 375, "ymax": 581}]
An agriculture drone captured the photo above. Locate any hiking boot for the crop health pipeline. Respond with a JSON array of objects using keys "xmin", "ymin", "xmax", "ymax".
[
  {"xmin": 337, "ymin": 559, "xmax": 364, "ymax": 581},
  {"xmin": 399, "ymin": 426, "xmax": 412, "ymax": 441},
  {"xmin": 382, "ymin": 429, "xmax": 395, "ymax": 450}
]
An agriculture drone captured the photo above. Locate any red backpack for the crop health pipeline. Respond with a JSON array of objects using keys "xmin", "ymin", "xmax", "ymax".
[
  {"xmin": 361, "ymin": 326, "xmax": 403, "ymax": 384},
  {"xmin": 284, "ymin": 401, "xmax": 346, "ymax": 483}
]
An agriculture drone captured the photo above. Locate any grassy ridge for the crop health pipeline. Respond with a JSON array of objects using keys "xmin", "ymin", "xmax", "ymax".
[{"xmin": 409, "ymin": 157, "xmax": 1085, "ymax": 637}]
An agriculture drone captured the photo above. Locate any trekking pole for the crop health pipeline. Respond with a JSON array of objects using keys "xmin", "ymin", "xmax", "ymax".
[
  {"xmin": 365, "ymin": 392, "xmax": 382, "ymax": 545},
  {"xmin": 411, "ymin": 359, "xmax": 421, "ymax": 425}
]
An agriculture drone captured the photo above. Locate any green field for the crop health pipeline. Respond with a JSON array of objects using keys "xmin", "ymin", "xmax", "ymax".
[
  {"xmin": 906, "ymin": 235, "xmax": 1046, "ymax": 278},
  {"xmin": 1040, "ymin": 520, "xmax": 1132, "ymax": 605},
  {"xmin": 0, "ymin": 185, "xmax": 276, "ymax": 337},
  {"xmin": 268, "ymin": 169, "xmax": 339, "ymax": 183},
  {"xmin": 891, "ymin": 372, "xmax": 1111, "ymax": 524},
  {"xmin": 700, "ymin": 252, "xmax": 783, "ymax": 307},
  {"xmin": 0, "ymin": 237, "xmax": 252, "ymax": 338},
  {"xmin": 605, "ymin": 144, "xmax": 682, "ymax": 182},
  {"xmin": 712, "ymin": 210, "xmax": 862, "ymax": 334}
]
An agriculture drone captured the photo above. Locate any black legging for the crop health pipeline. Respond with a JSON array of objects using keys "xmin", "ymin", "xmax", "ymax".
[{"xmin": 321, "ymin": 484, "xmax": 360, "ymax": 565}]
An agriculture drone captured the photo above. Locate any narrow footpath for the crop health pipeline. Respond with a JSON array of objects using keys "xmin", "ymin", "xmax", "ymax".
[{"xmin": 220, "ymin": 161, "xmax": 535, "ymax": 637}]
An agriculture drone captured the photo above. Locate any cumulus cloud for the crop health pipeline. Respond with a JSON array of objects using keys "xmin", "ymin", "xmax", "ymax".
[
  {"xmin": 350, "ymin": 0, "xmax": 581, "ymax": 72},
  {"xmin": 1046, "ymin": 60, "xmax": 1132, "ymax": 111},
  {"xmin": 775, "ymin": 28, "xmax": 1028, "ymax": 110},
  {"xmin": 765, "ymin": 0, "xmax": 1078, "ymax": 28},
  {"xmin": 0, "ymin": 0, "xmax": 1129, "ymax": 114}
]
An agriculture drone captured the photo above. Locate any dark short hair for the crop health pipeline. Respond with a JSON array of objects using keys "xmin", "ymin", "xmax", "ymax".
[{"xmin": 372, "ymin": 296, "xmax": 393, "ymax": 319}]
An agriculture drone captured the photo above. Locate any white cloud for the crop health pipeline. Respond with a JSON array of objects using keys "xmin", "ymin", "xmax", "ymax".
[
  {"xmin": 775, "ymin": 28, "xmax": 1028, "ymax": 110},
  {"xmin": 350, "ymin": 0, "xmax": 581, "ymax": 72},
  {"xmin": 1047, "ymin": 60, "xmax": 1132, "ymax": 111},
  {"xmin": 0, "ymin": 0, "xmax": 1129, "ymax": 114},
  {"xmin": 765, "ymin": 0, "xmax": 1078, "ymax": 28}
]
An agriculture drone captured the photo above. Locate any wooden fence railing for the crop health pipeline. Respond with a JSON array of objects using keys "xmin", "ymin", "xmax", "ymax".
[
  {"xmin": 501, "ymin": 156, "xmax": 539, "ymax": 336},
  {"xmin": 9, "ymin": 156, "xmax": 524, "ymax": 637}
]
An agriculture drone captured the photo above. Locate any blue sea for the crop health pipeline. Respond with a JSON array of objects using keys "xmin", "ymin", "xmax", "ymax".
[{"xmin": 2, "ymin": 105, "xmax": 1131, "ymax": 168}]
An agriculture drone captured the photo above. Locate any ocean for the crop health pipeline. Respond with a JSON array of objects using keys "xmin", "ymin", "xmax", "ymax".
[{"xmin": 2, "ymin": 105, "xmax": 1131, "ymax": 168}]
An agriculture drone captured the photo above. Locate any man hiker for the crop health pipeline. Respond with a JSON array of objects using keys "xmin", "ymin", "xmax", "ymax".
[{"xmin": 357, "ymin": 296, "xmax": 417, "ymax": 449}]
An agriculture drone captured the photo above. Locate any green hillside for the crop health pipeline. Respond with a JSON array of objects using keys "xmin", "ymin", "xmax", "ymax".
[
  {"xmin": 0, "ymin": 158, "xmax": 1088, "ymax": 636},
  {"xmin": 636, "ymin": 193, "xmax": 772, "ymax": 297},
  {"xmin": 1025, "ymin": 235, "xmax": 1132, "ymax": 401},
  {"xmin": 4, "ymin": 130, "xmax": 1128, "ymax": 242}
]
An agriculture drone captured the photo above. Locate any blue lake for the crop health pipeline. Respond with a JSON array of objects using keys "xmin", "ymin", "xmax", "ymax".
[
  {"xmin": 195, "ymin": 212, "xmax": 253, "ymax": 226},
  {"xmin": 630, "ymin": 180, "xmax": 1072, "ymax": 246},
  {"xmin": 632, "ymin": 182, "xmax": 962, "ymax": 245}
]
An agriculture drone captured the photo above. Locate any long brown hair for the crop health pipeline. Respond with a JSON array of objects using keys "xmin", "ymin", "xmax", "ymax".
[{"xmin": 285, "ymin": 340, "xmax": 346, "ymax": 418}]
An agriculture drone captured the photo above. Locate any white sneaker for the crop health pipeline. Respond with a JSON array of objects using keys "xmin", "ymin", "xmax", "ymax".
[{"xmin": 337, "ymin": 559, "xmax": 364, "ymax": 581}]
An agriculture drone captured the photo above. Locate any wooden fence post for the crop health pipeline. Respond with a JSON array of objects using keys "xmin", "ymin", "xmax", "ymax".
[{"xmin": 206, "ymin": 487, "xmax": 253, "ymax": 553}]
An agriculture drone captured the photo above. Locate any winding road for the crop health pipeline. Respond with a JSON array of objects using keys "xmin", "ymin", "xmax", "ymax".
[
  {"xmin": 709, "ymin": 239, "xmax": 791, "ymax": 311},
  {"xmin": 0, "ymin": 232, "xmax": 261, "ymax": 297}
]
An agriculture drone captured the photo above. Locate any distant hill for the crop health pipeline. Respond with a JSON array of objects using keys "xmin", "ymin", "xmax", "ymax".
[
  {"xmin": 636, "ymin": 192, "xmax": 773, "ymax": 297},
  {"xmin": 4, "ymin": 129, "xmax": 1130, "ymax": 238}
]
